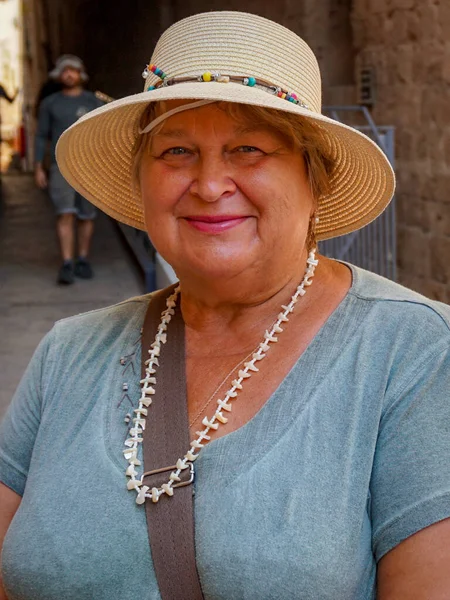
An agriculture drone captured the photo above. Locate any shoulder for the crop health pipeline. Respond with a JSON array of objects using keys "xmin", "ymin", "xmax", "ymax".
[
  {"xmin": 338, "ymin": 265, "xmax": 450, "ymax": 419},
  {"xmin": 38, "ymin": 91, "xmax": 62, "ymax": 111},
  {"xmin": 36, "ymin": 295, "xmax": 153, "ymax": 382},
  {"xmin": 340, "ymin": 264, "xmax": 450, "ymax": 395},
  {"xmin": 347, "ymin": 264, "xmax": 450, "ymax": 335},
  {"xmin": 52, "ymin": 294, "xmax": 151, "ymax": 341},
  {"xmin": 43, "ymin": 295, "xmax": 155, "ymax": 362},
  {"xmin": 81, "ymin": 90, "xmax": 103, "ymax": 106}
]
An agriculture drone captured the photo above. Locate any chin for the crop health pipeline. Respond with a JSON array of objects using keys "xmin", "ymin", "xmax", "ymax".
[{"xmin": 171, "ymin": 248, "xmax": 255, "ymax": 283}]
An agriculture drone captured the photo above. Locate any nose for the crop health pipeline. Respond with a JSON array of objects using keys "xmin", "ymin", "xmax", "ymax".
[{"xmin": 189, "ymin": 154, "xmax": 236, "ymax": 202}]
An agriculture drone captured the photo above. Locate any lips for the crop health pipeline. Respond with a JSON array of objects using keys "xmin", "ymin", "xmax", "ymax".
[{"xmin": 182, "ymin": 215, "xmax": 249, "ymax": 234}]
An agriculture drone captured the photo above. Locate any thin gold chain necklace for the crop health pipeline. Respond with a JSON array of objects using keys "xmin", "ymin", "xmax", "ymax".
[{"xmin": 188, "ymin": 348, "xmax": 257, "ymax": 427}]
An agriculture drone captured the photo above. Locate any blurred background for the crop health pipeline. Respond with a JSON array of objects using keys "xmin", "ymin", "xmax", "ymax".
[{"xmin": 0, "ymin": 0, "xmax": 449, "ymax": 412}]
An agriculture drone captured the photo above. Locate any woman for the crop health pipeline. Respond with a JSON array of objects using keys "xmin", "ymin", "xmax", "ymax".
[{"xmin": 1, "ymin": 11, "xmax": 450, "ymax": 600}]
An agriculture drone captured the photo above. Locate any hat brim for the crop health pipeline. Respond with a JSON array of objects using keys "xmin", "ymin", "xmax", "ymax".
[{"xmin": 56, "ymin": 81, "xmax": 395, "ymax": 240}]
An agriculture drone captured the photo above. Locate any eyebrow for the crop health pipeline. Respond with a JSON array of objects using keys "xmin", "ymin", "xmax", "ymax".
[{"xmin": 153, "ymin": 129, "xmax": 188, "ymax": 139}]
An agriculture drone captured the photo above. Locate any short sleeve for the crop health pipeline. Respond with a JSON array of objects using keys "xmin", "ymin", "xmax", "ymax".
[
  {"xmin": 371, "ymin": 345, "xmax": 450, "ymax": 561},
  {"xmin": 0, "ymin": 330, "xmax": 53, "ymax": 496}
]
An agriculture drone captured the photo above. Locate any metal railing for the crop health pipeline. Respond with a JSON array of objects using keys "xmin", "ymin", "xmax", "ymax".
[{"xmin": 321, "ymin": 106, "xmax": 396, "ymax": 280}]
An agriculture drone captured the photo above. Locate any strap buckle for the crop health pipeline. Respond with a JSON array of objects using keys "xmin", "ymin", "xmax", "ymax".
[{"xmin": 141, "ymin": 461, "xmax": 195, "ymax": 489}]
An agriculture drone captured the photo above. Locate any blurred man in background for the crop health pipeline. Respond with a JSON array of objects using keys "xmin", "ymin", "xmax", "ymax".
[{"xmin": 35, "ymin": 55, "xmax": 103, "ymax": 285}]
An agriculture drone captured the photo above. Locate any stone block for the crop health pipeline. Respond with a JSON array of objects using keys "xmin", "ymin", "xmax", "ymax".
[
  {"xmin": 430, "ymin": 236, "xmax": 450, "ymax": 284},
  {"xmin": 395, "ymin": 0, "xmax": 416, "ymax": 10},
  {"xmin": 397, "ymin": 226, "xmax": 430, "ymax": 278},
  {"xmin": 412, "ymin": 41, "xmax": 444, "ymax": 84},
  {"xmin": 395, "ymin": 128, "xmax": 416, "ymax": 162},
  {"xmin": 393, "ymin": 44, "xmax": 414, "ymax": 84},
  {"xmin": 443, "ymin": 42, "xmax": 450, "ymax": 84},
  {"xmin": 397, "ymin": 194, "xmax": 430, "ymax": 232},
  {"xmin": 427, "ymin": 202, "xmax": 450, "ymax": 237},
  {"xmin": 396, "ymin": 168, "xmax": 422, "ymax": 197},
  {"xmin": 369, "ymin": 0, "xmax": 389, "ymax": 14},
  {"xmin": 443, "ymin": 130, "xmax": 450, "ymax": 165},
  {"xmin": 427, "ymin": 174, "xmax": 450, "ymax": 204},
  {"xmin": 420, "ymin": 86, "xmax": 449, "ymax": 128},
  {"xmin": 441, "ymin": 2, "xmax": 450, "ymax": 40},
  {"xmin": 415, "ymin": 2, "xmax": 441, "ymax": 41}
]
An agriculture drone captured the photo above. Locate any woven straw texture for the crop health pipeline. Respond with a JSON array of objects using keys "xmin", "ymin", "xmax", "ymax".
[{"xmin": 56, "ymin": 11, "xmax": 395, "ymax": 240}]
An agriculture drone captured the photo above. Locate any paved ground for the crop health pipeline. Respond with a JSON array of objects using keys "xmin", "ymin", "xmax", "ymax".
[{"xmin": 0, "ymin": 173, "xmax": 144, "ymax": 418}]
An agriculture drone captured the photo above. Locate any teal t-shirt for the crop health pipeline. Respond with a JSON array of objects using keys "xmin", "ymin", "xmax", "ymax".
[{"xmin": 1, "ymin": 265, "xmax": 450, "ymax": 600}]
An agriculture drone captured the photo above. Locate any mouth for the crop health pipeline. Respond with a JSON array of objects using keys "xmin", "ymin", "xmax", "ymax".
[{"xmin": 182, "ymin": 215, "xmax": 250, "ymax": 234}]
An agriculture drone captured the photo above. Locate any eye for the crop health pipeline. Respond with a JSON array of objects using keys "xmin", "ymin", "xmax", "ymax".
[
  {"xmin": 237, "ymin": 145, "xmax": 263, "ymax": 153},
  {"xmin": 163, "ymin": 147, "xmax": 190, "ymax": 156}
]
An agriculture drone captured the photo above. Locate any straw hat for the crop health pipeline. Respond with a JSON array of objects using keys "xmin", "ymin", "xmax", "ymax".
[
  {"xmin": 50, "ymin": 55, "xmax": 89, "ymax": 82},
  {"xmin": 56, "ymin": 11, "xmax": 395, "ymax": 240}
]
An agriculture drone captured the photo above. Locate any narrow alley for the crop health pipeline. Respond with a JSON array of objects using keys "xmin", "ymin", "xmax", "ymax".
[{"xmin": 0, "ymin": 173, "xmax": 144, "ymax": 417}]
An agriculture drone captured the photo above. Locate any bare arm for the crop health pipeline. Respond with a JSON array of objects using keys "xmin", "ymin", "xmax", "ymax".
[
  {"xmin": 377, "ymin": 517, "xmax": 450, "ymax": 599},
  {"xmin": 0, "ymin": 483, "xmax": 21, "ymax": 600},
  {"xmin": 34, "ymin": 99, "xmax": 51, "ymax": 188}
]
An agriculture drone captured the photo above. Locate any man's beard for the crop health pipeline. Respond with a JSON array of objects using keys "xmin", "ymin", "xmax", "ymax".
[{"xmin": 61, "ymin": 77, "xmax": 80, "ymax": 89}]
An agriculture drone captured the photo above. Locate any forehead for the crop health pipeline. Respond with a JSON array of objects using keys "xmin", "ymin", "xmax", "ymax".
[
  {"xmin": 61, "ymin": 66, "xmax": 80, "ymax": 75},
  {"xmin": 154, "ymin": 101, "xmax": 282, "ymax": 140}
]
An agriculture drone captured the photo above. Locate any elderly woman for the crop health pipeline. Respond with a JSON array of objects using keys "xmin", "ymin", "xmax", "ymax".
[{"xmin": 1, "ymin": 11, "xmax": 450, "ymax": 600}]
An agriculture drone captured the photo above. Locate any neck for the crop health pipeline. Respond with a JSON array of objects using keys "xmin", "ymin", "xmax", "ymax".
[
  {"xmin": 179, "ymin": 250, "xmax": 324, "ymax": 358},
  {"xmin": 62, "ymin": 85, "xmax": 83, "ymax": 96}
]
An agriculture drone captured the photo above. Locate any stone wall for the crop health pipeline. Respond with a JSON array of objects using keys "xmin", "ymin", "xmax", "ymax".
[{"xmin": 352, "ymin": 0, "xmax": 450, "ymax": 301}]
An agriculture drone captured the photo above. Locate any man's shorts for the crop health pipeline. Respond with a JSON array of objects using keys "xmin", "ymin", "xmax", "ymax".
[{"xmin": 48, "ymin": 164, "xmax": 97, "ymax": 220}]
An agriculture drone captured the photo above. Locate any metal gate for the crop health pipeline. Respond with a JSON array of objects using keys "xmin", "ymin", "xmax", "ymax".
[{"xmin": 320, "ymin": 106, "xmax": 396, "ymax": 280}]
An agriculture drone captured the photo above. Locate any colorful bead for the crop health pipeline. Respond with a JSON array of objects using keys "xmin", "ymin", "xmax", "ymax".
[
  {"xmin": 202, "ymin": 72, "xmax": 212, "ymax": 82},
  {"xmin": 281, "ymin": 93, "xmax": 287, "ymax": 99},
  {"xmin": 150, "ymin": 64, "xmax": 157, "ymax": 73},
  {"xmin": 147, "ymin": 85, "xmax": 156, "ymax": 91},
  {"xmin": 247, "ymin": 77, "xmax": 256, "ymax": 87},
  {"xmin": 290, "ymin": 93, "xmax": 298, "ymax": 100}
]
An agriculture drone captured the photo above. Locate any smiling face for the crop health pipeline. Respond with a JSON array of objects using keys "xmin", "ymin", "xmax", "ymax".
[{"xmin": 138, "ymin": 102, "xmax": 315, "ymax": 285}]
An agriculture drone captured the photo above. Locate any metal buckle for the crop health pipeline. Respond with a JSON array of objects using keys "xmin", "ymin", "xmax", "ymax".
[{"xmin": 141, "ymin": 461, "xmax": 195, "ymax": 489}]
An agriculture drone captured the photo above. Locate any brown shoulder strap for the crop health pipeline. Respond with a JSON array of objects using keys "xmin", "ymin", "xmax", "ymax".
[{"xmin": 141, "ymin": 286, "xmax": 204, "ymax": 600}]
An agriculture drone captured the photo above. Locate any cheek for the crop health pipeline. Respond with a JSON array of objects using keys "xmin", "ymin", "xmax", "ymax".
[
  {"xmin": 239, "ymin": 165, "xmax": 313, "ymax": 224},
  {"xmin": 139, "ymin": 161, "xmax": 187, "ymax": 219}
]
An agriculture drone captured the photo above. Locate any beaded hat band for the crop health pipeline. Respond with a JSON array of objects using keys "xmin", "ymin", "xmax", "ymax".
[
  {"xmin": 143, "ymin": 65, "xmax": 310, "ymax": 110},
  {"xmin": 56, "ymin": 11, "xmax": 395, "ymax": 241}
]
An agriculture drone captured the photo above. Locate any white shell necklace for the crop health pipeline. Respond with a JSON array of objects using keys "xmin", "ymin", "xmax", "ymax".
[{"xmin": 124, "ymin": 249, "xmax": 319, "ymax": 504}]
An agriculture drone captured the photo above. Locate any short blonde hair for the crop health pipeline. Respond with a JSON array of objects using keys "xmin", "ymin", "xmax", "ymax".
[{"xmin": 132, "ymin": 101, "xmax": 335, "ymax": 207}]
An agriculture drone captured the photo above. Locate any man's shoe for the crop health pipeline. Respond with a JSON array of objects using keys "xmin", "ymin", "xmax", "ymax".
[
  {"xmin": 57, "ymin": 262, "xmax": 74, "ymax": 285},
  {"xmin": 74, "ymin": 258, "xmax": 93, "ymax": 279}
]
